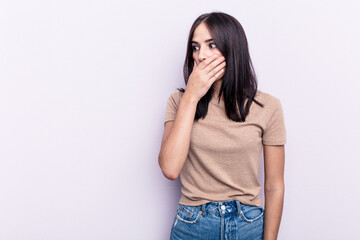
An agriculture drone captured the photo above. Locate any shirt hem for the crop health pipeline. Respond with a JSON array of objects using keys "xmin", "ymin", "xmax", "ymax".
[{"xmin": 178, "ymin": 196, "xmax": 263, "ymax": 207}]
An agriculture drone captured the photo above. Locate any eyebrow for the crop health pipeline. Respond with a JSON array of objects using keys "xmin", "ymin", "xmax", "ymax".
[{"xmin": 191, "ymin": 38, "xmax": 214, "ymax": 44}]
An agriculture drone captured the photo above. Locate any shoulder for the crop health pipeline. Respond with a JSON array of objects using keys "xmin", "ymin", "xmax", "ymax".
[
  {"xmin": 255, "ymin": 89, "xmax": 283, "ymax": 109},
  {"xmin": 169, "ymin": 89, "xmax": 185, "ymax": 99},
  {"xmin": 166, "ymin": 89, "xmax": 185, "ymax": 111},
  {"xmin": 167, "ymin": 89, "xmax": 185, "ymax": 104}
]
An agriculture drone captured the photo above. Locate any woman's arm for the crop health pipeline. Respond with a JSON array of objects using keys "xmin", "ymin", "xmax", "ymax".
[
  {"xmin": 158, "ymin": 55, "xmax": 225, "ymax": 181},
  {"xmin": 263, "ymin": 145, "xmax": 285, "ymax": 240},
  {"xmin": 158, "ymin": 93, "xmax": 198, "ymax": 180}
]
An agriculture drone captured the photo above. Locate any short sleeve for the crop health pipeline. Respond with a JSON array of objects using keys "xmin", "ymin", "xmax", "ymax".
[
  {"xmin": 262, "ymin": 98, "xmax": 287, "ymax": 145},
  {"xmin": 164, "ymin": 90, "xmax": 181, "ymax": 126}
]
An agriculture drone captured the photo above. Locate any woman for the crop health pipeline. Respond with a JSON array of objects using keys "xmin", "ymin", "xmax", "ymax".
[{"xmin": 158, "ymin": 11, "xmax": 286, "ymax": 240}]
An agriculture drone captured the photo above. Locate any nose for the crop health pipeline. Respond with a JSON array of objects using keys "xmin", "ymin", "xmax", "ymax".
[{"xmin": 198, "ymin": 47, "xmax": 211, "ymax": 62}]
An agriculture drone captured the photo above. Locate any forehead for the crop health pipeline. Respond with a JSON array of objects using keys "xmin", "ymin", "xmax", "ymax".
[{"xmin": 192, "ymin": 22, "xmax": 212, "ymax": 42}]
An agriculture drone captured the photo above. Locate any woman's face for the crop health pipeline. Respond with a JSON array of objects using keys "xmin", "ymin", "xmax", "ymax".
[{"xmin": 191, "ymin": 22, "xmax": 224, "ymax": 66}]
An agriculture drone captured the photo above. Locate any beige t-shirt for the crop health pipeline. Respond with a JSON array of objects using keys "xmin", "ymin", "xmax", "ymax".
[{"xmin": 164, "ymin": 89, "xmax": 286, "ymax": 207}]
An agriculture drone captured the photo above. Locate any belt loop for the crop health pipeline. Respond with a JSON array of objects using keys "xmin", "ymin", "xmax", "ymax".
[
  {"xmin": 201, "ymin": 203, "xmax": 206, "ymax": 216},
  {"xmin": 235, "ymin": 200, "xmax": 241, "ymax": 216}
]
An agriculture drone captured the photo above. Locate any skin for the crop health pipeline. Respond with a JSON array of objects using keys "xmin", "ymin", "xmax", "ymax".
[
  {"xmin": 190, "ymin": 22, "xmax": 225, "ymax": 101},
  {"xmin": 192, "ymin": 22, "xmax": 286, "ymax": 240},
  {"xmin": 263, "ymin": 145, "xmax": 285, "ymax": 240},
  {"xmin": 159, "ymin": 21, "xmax": 285, "ymax": 240},
  {"xmin": 158, "ymin": 22, "xmax": 226, "ymax": 180}
]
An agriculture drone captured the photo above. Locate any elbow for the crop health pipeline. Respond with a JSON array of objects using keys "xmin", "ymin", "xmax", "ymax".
[
  {"xmin": 160, "ymin": 167, "xmax": 179, "ymax": 181},
  {"xmin": 265, "ymin": 182, "xmax": 285, "ymax": 192},
  {"xmin": 158, "ymin": 155, "xmax": 179, "ymax": 181},
  {"xmin": 164, "ymin": 171, "xmax": 178, "ymax": 181}
]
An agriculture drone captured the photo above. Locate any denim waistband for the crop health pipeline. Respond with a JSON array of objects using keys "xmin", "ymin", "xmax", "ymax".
[{"xmin": 198, "ymin": 200, "xmax": 242, "ymax": 217}]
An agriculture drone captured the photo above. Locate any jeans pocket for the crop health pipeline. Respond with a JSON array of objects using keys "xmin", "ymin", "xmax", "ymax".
[
  {"xmin": 239, "ymin": 204, "xmax": 264, "ymax": 223},
  {"xmin": 176, "ymin": 204, "xmax": 202, "ymax": 224}
]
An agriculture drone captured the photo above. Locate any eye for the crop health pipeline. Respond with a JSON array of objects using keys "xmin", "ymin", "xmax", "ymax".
[
  {"xmin": 210, "ymin": 43, "xmax": 217, "ymax": 48},
  {"xmin": 192, "ymin": 45, "xmax": 199, "ymax": 51}
]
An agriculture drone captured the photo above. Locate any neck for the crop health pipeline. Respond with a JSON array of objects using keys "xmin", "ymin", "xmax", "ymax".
[{"xmin": 212, "ymin": 80, "xmax": 224, "ymax": 101}]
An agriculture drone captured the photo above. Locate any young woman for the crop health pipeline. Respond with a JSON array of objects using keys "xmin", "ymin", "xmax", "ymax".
[{"xmin": 158, "ymin": 11, "xmax": 286, "ymax": 240}]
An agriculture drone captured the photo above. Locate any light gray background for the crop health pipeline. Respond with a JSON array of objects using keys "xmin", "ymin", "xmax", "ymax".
[{"xmin": 1, "ymin": 0, "xmax": 359, "ymax": 239}]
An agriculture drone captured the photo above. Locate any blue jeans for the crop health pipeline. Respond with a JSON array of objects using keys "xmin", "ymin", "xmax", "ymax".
[{"xmin": 170, "ymin": 199, "xmax": 264, "ymax": 240}]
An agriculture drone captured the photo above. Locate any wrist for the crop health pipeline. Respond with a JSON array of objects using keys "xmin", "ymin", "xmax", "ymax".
[{"xmin": 183, "ymin": 92, "xmax": 199, "ymax": 104}]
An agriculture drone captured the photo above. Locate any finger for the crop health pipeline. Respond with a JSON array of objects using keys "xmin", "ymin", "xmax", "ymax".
[
  {"xmin": 208, "ymin": 65, "xmax": 226, "ymax": 84},
  {"xmin": 207, "ymin": 60, "xmax": 226, "ymax": 78},
  {"xmin": 208, "ymin": 68, "xmax": 225, "ymax": 85},
  {"xmin": 198, "ymin": 54, "xmax": 219, "ymax": 70},
  {"xmin": 193, "ymin": 60, "xmax": 197, "ymax": 70},
  {"xmin": 204, "ymin": 56, "xmax": 225, "ymax": 74}
]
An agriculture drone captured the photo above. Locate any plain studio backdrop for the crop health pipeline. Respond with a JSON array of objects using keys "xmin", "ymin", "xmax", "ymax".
[{"xmin": 1, "ymin": 0, "xmax": 359, "ymax": 239}]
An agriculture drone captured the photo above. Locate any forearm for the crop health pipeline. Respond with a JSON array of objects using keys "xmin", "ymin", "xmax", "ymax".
[{"xmin": 263, "ymin": 187, "xmax": 284, "ymax": 240}]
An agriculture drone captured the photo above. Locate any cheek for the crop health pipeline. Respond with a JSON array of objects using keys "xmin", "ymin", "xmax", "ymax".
[
  {"xmin": 214, "ymin": 49, "xmax": 223, "ymax": 57},
  {"xmin": 192, "ymin": 53, "xmax": 199, "ymax": 64}
]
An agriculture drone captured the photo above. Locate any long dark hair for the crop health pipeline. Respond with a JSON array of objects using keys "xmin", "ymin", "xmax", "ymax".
[{"xmin": 177, "ymin": 11, "xmax": 263, "ymax": 122}]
